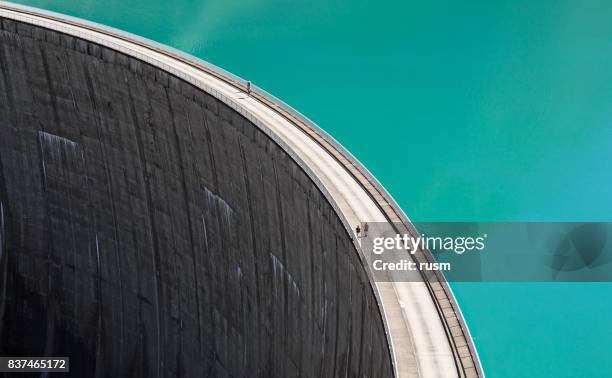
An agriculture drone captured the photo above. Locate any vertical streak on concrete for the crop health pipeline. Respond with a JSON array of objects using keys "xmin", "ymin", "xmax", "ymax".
[
  {"xmin": 147, "ymin": 79, "xmax": 178, "ymax": 377},
  {"xmin": 0, "ymin": 29, "xmax": 12, "ymax": 342},
  {"xmin": 199, "ymin": 112, "xmax": 219, "ymax": 373},
  {"xmin": 39, "ymin": 47, "xmax": 61, "ymax": 132},
  {"xmin": 254, "ymin": 153, "xmax": 270, "ymax": 375},
  {"xmin": 357, "ymin": 284, "xmax": 366, "ymax": 376},
  {"xmin": 176, "ymin": 100, "xmax": 204, "ymax": 374},
  {"xmin": 0, "ymin": 173, "xmax": 7, "ymax": 342},
  {"xmin": 58, "ymin": 50, "xmax": 79, "ymax": 114},
  {"xmin": 83, "ymin": 64, "xmax": 125, "ymax": 374},
  {"xmin": 38, "ymin": 49, "xmax": 61, "ymax": 362},
  {"xmin": 0, "ymin": 36, "xmax": 16, "ymax": 125},
  {"xmin": 271, "ymin": 157, "xmax": 288, "ymax": 377},
  {"xmin": 165, "ymin": 88, "xmax": 188, "ymax": 374},
  {"xmin": 58, "ymin": 46, "xmax": 97, "ymax": 363},
  {"xmin": 238, "ymin": 139, "xmax": 259, "ymax": 375},
  {"xmin": 125, "ymin": 165, "xmax": 146, "ymax": 376},
  {"xmin": 345, "ymin": 254, "xmax": 354, "ymax": 378},
  {"xmin": 332, "ymin": 236, "xmax": 340, "ymax": 376},
  {"xmin": 199, "ymin": 212, "xmax": 213, "ymax": 375},
  {"xmin": 318, "ymin": 214, "xmax": 327, "ymax": 377},
  {"xmin": 79, "ymin": 138, "xmax": 103, "ymax": 377},
  {"xmin": 41, "ymin": 130, "xmax": 83, "ymax": 369},
  {"xmin": 201, "ymin": 115, "xmax": 219, "ymax": 191},
  {"xmin": 306, "ymin": 197, "xmax": 317, "ymax": 376},
  {"xmin": 125, "ymin": 76, "xmax": 163, "ymax": 378},
  {"xmin": 94, "ymin": 234, "xmax": 103, "ymax": 378}
]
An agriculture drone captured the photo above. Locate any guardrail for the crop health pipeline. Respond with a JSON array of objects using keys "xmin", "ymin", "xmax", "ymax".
[{"xmin": 0, "ymin": 2, "xmax": 483, "ymax": 377}]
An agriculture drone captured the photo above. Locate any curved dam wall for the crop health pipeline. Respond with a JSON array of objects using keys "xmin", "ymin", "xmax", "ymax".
[{"xmin": 0, "ymin": 18, "xmax": 393, "ymax": 377}]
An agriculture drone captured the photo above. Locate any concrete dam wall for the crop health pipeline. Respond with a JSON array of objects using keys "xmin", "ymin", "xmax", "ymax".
[{"xmin": 0, "ymin": 18, "xmax": 393, "ymax": 377}]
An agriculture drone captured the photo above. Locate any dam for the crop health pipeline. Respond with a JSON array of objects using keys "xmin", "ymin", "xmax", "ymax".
[{"xmin": 0, "ymin": 3, "xmax": 482, "ymax": 377}]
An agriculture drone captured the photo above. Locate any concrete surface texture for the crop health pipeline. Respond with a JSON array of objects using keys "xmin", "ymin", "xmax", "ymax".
[{"xmin": 0, "ymin": 18, "xmax": 393, "ymax": 377}]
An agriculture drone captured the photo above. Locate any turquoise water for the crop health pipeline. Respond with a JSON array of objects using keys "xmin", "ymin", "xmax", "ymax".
[{"xmin": 10, "ymin": 0, "xmax": 612, "ymax": 376}]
